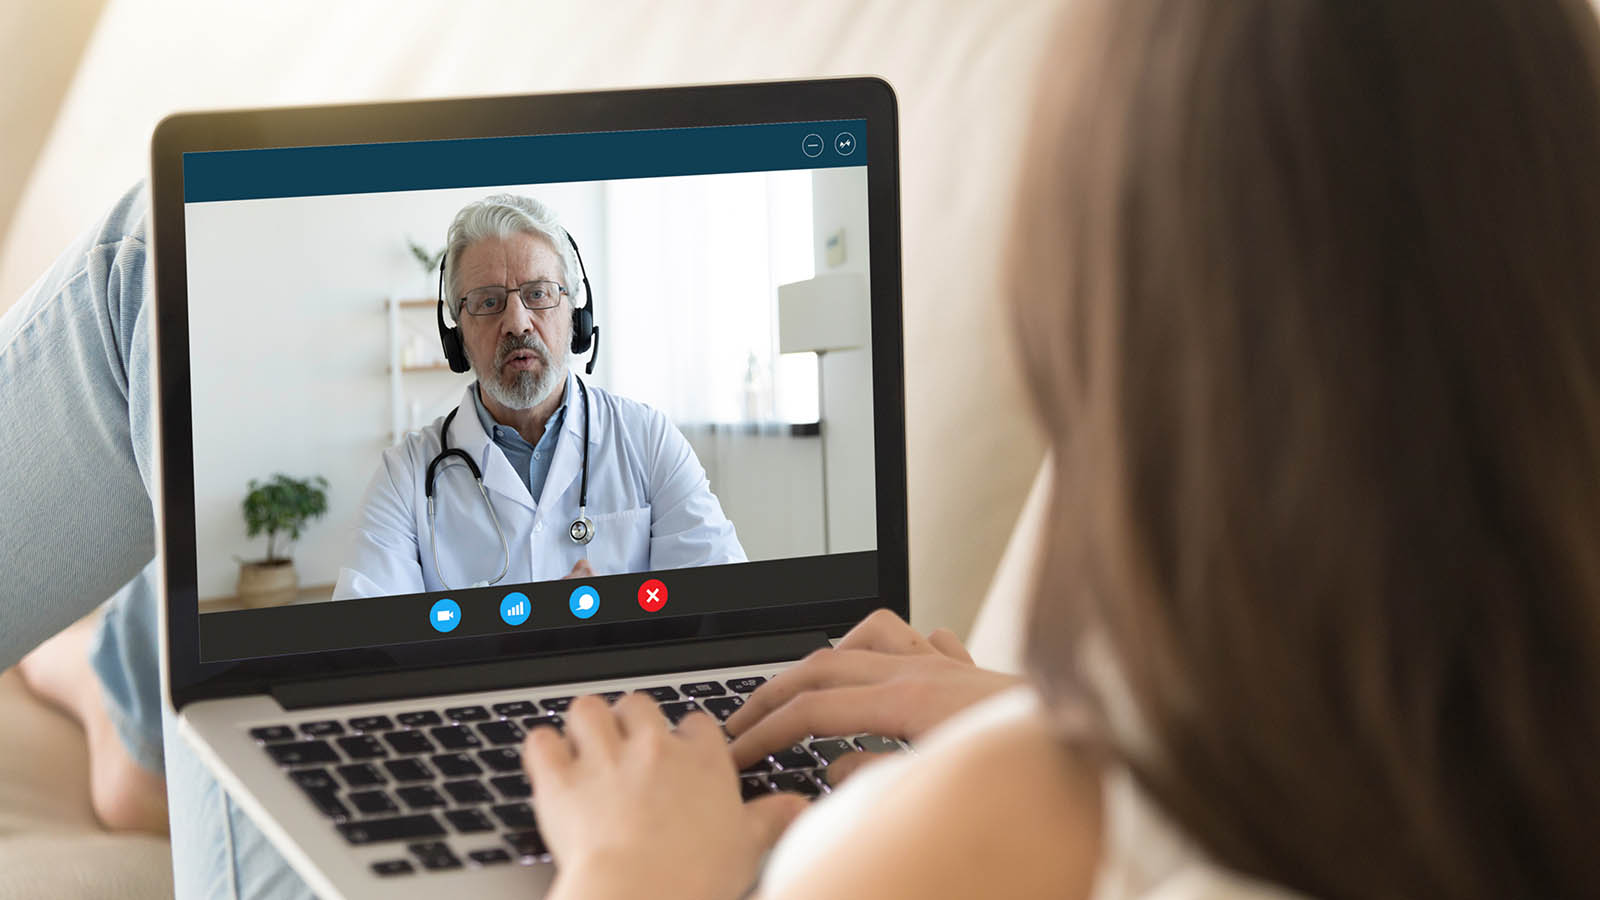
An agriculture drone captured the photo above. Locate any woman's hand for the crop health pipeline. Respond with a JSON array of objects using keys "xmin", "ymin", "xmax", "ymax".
[
  {"xmin": 524, "ymin": 692, "xmax": 808, "ymax": 900},
  {"xmin": 725, "ymin": 609, "xmax": 1023, "ymax": 783}
]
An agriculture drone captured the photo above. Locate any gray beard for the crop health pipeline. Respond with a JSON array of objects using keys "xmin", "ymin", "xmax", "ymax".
[{"xmin": 473, "ymin": 336, "xmax": 566, "ymax": 410}]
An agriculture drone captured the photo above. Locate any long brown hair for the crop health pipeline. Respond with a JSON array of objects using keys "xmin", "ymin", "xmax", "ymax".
[{"xmin": 1014, "ymin": 1, "xmax": 1600, "ymax": 897}]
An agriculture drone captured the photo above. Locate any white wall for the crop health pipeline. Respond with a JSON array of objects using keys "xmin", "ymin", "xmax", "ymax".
[
  {"xmin": 682, "ymin": 427, "xmax": 826, "ymax": 561},
  {"xmin": 810, "ymin": 167, "xmax": 877, "ymax": 552}
]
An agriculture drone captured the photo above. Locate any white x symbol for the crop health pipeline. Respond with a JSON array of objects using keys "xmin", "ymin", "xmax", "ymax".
[{"xmin": 645, "ymin": 588, "xmax": 660, "ymax": 603}]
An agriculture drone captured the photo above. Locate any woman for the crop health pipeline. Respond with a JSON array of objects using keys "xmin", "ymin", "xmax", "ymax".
[{"xmin": 526, "ymin": 0, "xmax": 1600, "ymax": 897}]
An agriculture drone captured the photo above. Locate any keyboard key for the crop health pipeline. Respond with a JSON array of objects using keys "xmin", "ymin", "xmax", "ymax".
[
  {"xmin": 521, "ymin": 714, "xmax": 563, "ymax": 733},
  {"xmin": 854, "ymin": 734, "xmax": 903, "ymax": 754},
  {"xmin": 288, "ymin": 768, "xmax": 337, "ymax": 791},
  {"xmin": 431, "ymin": 753, "xmax": 482, "ymax": 777},
  {"xmin": 702, "ymin": 696, "xmax": 745, "ymax": 721},
  {"xmin": 430, "ymin": 725, "xmax": 482, "ymax": 751},
  {"xmin": 726, "ymin": 676, "xmax": 766, "ymax": 694},
  {"xmin": 266, "ymin": 740, "xmax": 339, "ymax": 766},
  {"xmin": 771, "ymin": 745, "xmax": 817, "ymax": 770},
  {"xmin": 771, "ymin": 770, "xmax": 822, "ymax": 797},
  {"xmin": 300, "ymin": 720, "xmax": 344, "ymax": 737},
  {"xmin": 680, "ymin": 681, "xmax": 726, "ymax": 698},
  {"xmin": 658, "ymin": 700, "xmax": 701, "ymax": 724},
  {"xmin": 539, "ymin": 696, "xmax": 573, "ymax": 713},
  {"xmin": 639, "ymin": 685, "xmax": 679, "ymax": 701},
  {"xmin": 478, "ymin": 748, "xmax": 523, "ymax": 773},
  {"xmin": 249, "ymin": 725, "xmax": 295, "ymax": 743},
  {"xmin": 419, "ymin": 852, "xmax": 462, "ymax": 871},
  {"xmin": 348, "ymin": 715, "xmax": 395, "ymax": 733},
  {"xmin": 596, "ymin": 691, "xmax": 626, "ymax": 703},
  {"xmin": 504, "ymin": 829, "xmax": 548, "ymax": 858},
  {"xmin": 297, "ymin": 785, "xmax": 350, "ymax": 820},
  {"xmin": 491, "ymin": 700, "xmax": 539, "ymax": 718},
  {"xmin": 370, "ymin": 859, "xmax": 415, "ymax": 877},
  {"xmin": 491, "ymin": 802, "xmax": 536, "ymax": 829},
  {"xmin": 408, "ymin": 840, "xmax": 462, "ymax": 871},
  {"xmin": 477, "ymin": 721, "xmax": 524, "ymax": 745},
  {"xmin": 468, "ymin": 847, "xmax": 513, "ymax": 865},
  {"xmin": 383, "ymin": 758, "xmax": 434, "ymax": 783},
  {"xmin": 445, "ymin": 705, "xmax": 491, "ymax": 722},
  {"xmin": 395, "ymin": 785, "xmax": 449, "ymax": 810},
  {"xmin": 740, "ymin": 774, "xmax": 773, "ymax": 800},
  {"xmin": 489, "ymin": 774, "xmax": 531, "ymax": 799},
  {"xmin": 337, "ymin": 814, "xmax": 446, "ymax": 845},
  {"xmin": 382, "ymin": 730, "xmax": 435, "ymax": 755},
  {"xmin": 337, "ymin": 763, "xmax": 386, "ymax": 788},
  {"xmin": 348, "ymin": 790, "xmax": 399, "ymax": 816},
  {"xmin": 808, "ymin": 738, "xmax": 855, "ymax": 765},
  {"xmin": 444, "ymin": 808, "xmax": 496, "ymax": 833},
  {"xmin": 396, "ymin": 710, "xmax": 443, "ymax": 727},
  {"xmin": 337, "ymin": 735, "xmax": 389, "ymax": 760},
  {"xmin": 442, "ymin": 779, "xmax": 493, "ymax": 805}
]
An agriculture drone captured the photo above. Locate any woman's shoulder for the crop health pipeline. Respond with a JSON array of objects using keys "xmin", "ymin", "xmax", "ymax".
[{"xmin": 761, "ymin": 689, "xmax": 1103, "ymax": 900}]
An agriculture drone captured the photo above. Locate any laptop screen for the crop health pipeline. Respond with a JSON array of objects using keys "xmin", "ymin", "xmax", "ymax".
[{"xmin": 180, "ymin": 118, "xmax": 882, "ymax": 663}]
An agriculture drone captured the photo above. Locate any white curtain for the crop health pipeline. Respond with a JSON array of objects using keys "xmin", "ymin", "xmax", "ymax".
[{"xmin": 600, "ymin": 170, "xmax": 817, "ymax": 425}]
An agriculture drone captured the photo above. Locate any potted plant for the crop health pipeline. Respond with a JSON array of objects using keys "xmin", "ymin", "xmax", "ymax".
[
  {"xmin": 407, "ymin": 237, "xmax": 445, "ymax": 290},
  {"xmin": 236, "ymin": 474, "xmax": 329, "ymax": 608}
]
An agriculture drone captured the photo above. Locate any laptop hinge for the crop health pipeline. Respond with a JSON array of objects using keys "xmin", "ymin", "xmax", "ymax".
[{"xmin": 269, "ymin": 630, "xmax": 831, "ymax": 711}]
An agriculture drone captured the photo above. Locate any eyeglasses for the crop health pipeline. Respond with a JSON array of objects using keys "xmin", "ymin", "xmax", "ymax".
[{"xmin": 458, "ymin": 280, "xmax": 567, "ymax": 316}]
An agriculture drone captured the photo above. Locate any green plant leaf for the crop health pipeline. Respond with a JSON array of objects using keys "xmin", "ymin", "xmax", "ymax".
[{"xmin": 242, "ymin": 473, "xmax": 330, "ymax": 562}]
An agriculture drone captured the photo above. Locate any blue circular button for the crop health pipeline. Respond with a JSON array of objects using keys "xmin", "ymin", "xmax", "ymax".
[
  {"xmin": 499, "ymin": 592, "xmax": 531, "ymax": 626},
  {"xmin": 429, "ymin": 598, "xmax": 461, "ymax": 633},
  {"xmin": 569, "ymin": 585, "xmax": 600, "ymax": 620}
]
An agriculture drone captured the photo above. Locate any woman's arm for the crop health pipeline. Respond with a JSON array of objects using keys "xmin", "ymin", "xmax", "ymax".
[{"xmin": 757, "ymin": 710, "xmax": 1105, "ymax": 900}]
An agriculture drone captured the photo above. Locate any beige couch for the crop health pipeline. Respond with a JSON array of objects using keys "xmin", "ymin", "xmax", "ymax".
[{"xmin": 0, "ymin": 1, "xmax": 1059, "ymax": 894}]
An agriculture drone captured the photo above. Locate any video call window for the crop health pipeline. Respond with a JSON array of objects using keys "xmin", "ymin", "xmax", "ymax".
[{"xmin": 186, "ymin": 165, "xmax": 875, "ymax": 613}]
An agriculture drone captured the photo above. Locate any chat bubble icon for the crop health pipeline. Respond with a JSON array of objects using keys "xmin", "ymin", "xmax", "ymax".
[{"xmin": 569, "ymin": 586, "xmax": 600, "ymax": 620}]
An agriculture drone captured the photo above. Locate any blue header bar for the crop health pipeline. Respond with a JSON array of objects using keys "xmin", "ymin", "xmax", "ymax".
[{"xmin": 183, "ymin": 119, "xmax": 867, "ymax": 203}]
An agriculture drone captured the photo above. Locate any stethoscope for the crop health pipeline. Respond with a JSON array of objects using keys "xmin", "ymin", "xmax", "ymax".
[{"xmin": 423, "ymin": 377, "xmax": 595, "ymax": 590}]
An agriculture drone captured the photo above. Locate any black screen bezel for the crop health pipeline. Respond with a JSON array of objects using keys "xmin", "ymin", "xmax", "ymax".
[{"xmin": 151, "ymin": 78, "xmax": 906, "ymax": 710}]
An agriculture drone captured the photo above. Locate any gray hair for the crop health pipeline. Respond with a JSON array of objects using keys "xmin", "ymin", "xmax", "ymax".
[{"xmin": 441, "ymin": 194, "xmax": 583, "ymax": 319}]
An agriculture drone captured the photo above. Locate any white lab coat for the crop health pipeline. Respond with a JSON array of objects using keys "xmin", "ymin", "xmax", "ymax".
[{"xmin": 333, "ymin": 375, "xmax": 745, "ymax": 598}]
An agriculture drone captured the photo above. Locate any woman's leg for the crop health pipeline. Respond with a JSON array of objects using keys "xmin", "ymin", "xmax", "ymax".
[
  {"xmin": 0, "ymin": 183, "xmax": 157, "ymax": 667},
  {"xmin": 2, "ymin": 181, "xmax": 311, "ymax": 898}
]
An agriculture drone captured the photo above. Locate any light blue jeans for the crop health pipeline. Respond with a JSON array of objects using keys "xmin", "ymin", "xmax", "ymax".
[{"xmin": 0, "ymin": 182, "xmax": 311, "ymax": 898}]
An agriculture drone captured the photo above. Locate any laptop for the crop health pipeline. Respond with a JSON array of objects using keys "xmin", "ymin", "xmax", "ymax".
[{"xmin": 148, "ymin": 78, "xmax": 905, "ymax": 898}]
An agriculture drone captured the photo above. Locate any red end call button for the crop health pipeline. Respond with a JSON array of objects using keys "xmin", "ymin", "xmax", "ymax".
[{"xmin": 637, "ymin": 578, "xmax": 667, "ymax": 612}]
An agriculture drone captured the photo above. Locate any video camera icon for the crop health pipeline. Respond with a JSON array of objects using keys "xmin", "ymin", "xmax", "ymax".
[{"xmin": 429, "ymin": 598, "xmax": 461, "ymax": 633}]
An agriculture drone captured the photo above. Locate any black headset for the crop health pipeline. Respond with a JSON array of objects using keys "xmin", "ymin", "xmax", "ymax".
[{"xmin": 435, "ymin": 230, "xmax": 600, "ymax": 376}]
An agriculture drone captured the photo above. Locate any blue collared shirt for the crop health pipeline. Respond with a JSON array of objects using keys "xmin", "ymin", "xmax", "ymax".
[{"xmin": 470, "ymin": 383, "xmax": 568, "ymax": 505}]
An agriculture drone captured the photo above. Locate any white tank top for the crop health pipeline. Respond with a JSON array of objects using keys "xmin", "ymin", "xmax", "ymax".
[{"xmin": 760, "ymin": 686, "xmax": 1306, "ymax": 899}]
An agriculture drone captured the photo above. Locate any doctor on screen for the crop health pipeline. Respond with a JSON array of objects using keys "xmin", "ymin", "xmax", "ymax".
[{"xmin": 333, "ymin": 194, "xmax": 745, "ymax": 599}]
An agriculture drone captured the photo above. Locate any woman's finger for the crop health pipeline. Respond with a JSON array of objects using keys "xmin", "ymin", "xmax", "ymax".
[
  {"xmin": 521, "ymin": 724, "xmax": 573, "ymax": 793},
  {"xmin": 834, "ymin": 608, "xmax": 931, "ymax": 654},
  {"xmin": 564, "ymin": 693, "xmax": 624, "ymax": 761},
  {"xmin": 725, "ymin": 647, "xmax": 905, "ymax": 737},
  {"xmin": 927, "ymin": 627, "xmax": 974, "ymax": 663},
  {"xmin": 673, "ymin": 709, "xmax": 726, "ymax": 751},
  {"xmin": 740, "ymin": 792, "xmax": 810, "ymax": 857},
  {"xmin": 727, "ymin": 682, "xmax": 913, "ymax": 769},
  {"xmin": 613, "ymin": 690, "xmax": 670, "ymax": 739},
  {"xmin": 817, "ymin": 749, "xmax": 893, "ymax": 789}
]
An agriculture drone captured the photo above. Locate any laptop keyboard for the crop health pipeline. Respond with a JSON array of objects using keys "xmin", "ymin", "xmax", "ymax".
[{"xmin": 248, "ymin": 675, "xmax": 909, "ymax": 878}]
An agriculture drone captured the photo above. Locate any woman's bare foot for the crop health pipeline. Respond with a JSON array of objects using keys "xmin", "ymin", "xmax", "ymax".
[{"xmin": 17, "ymin": 615, "xmax": 169, "ymax": 835}]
